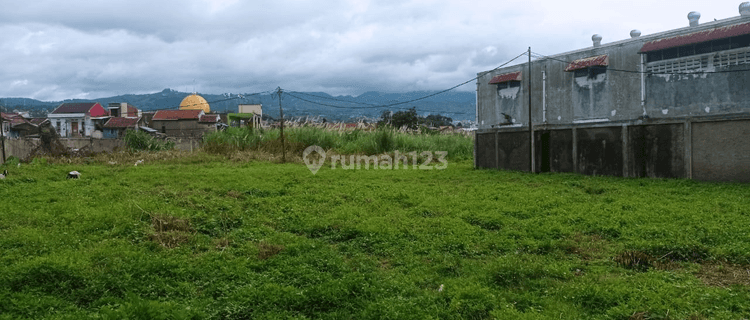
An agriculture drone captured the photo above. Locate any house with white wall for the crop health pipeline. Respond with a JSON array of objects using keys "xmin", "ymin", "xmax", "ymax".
[{"xmin": 48, "ymin": 102, "xmax": 109, "ymax": 137}]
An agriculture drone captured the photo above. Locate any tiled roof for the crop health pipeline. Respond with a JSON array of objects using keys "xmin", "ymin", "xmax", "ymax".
[
  {"xmin": 564, "ymin": 55, "xmax": 609, "ymax": 72},
  {"xmin": 51, "ymin": 102, "xmax": 100, "ymax": 114},
  {"xmin": 152, "ymin": 109, "xmax": 203, "ymax": 120},
  {"xmin": 103, "ymin": 117, "xmax": 139, "ymax": 128},
  {"xmin": 489, "ymin": 71, "xmax": 522, "ymax": 84},
  {"xmin": 640, "ymin": 21, "xmax": 750, "ymax": 53},
  {"xmin": 199, "ymin": 114, "xmax": 220, "ymax": 123},
  {"xmin": 1, "ymin": 113, "xmax": 36, "ymax": 128}
]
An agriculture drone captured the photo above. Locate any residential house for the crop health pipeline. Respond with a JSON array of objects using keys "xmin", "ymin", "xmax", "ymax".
[
  {"xmin": 102, "ymin": 117, "xmax": 139, "ymax": 138},
  {"xmin": 1, "ymin": 112, "xmax": 45, "ymax": 138},
  {"xmin": 48, "ymin": 102, "xmax": 109, "ymax": 137},
  {"xmin": 151, "ymin": 110, "xmax": 220, "ymax": 137}
]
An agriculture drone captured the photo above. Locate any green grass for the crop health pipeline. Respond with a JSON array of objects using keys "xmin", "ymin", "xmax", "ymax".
[{"xmin": 1, "ymin": 154, "xmax": 749, "ymax": 319}]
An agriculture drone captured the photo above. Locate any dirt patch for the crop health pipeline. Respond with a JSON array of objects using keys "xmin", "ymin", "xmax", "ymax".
[
  {"xmin": 695, "ymin": 263, "xmax": 750, "ymax": 287},
  {"xmin": 149, "ymin": 213, "xmax": 193, "ymax": 248},
  {"xmin": 225, "ymin": 190, "xmax": 242, "ymax": 198},
  {"xmin": 258, "ymin": 241, "xmax": 284, "ymax": 260}
]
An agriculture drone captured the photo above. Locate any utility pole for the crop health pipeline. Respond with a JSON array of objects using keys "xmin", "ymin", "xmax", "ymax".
[
  {"xmin": 528, "ymin": 47, "xmax": 535, "ymax": 173},
  {"xmin": 277, "ymin": 87, "xmax": 286, "ymax": 163},
  {"xmin": 0, "ymin": 116, "xmax": 6, "ymax": 164}
]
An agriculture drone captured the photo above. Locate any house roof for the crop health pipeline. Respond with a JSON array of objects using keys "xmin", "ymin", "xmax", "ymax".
[
  {"xmin": 489, "ymin": 71, "xmax": 522, "ymax": 84},
  {"xmin": 51, "ymin": 102, "xmax": 102, "ymax": 114},
  {"xmin": 199, "ymin": 114, "xmax": 220, "ymax": 123},
  {"xmin": 564, "ymin": 55, "xmax": 609, "ymax": 72},
  {"xmin": 103, "ymin": 117, "xmax": 139, "ymax": 128},
  {"xmin": 1, "ymin": 112, "xmax": 36, "ymax": 129},
  {"xmin": 639, "ymin": 21, "xmax": 750, "ymax": 53},
  {"xmin": 152, "ymin": 109, "xmax": 203, "ymax": 120}
]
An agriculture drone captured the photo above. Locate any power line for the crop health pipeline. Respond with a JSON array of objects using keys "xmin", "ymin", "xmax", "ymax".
[
  {"xmin": 280, "ymin": 51, "xmax": 528, "ymax": 115},
  {"xmin": 383, "ymin": 51, "xmax": 528, "ymax": 108}
]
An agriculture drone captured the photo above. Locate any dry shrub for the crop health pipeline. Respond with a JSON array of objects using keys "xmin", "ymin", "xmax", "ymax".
[
  {"xmin": 257, "ymin": 241, "xmax": 284, "ymax": 260},
  {"xmin": 149, "ymin": 232, "xmax": 192, "ymax": 249},
  {"xmin": 149, "ymin": 213, "xmax": 193, "ymax": 248},
  {"xmin": 225, "ymin": 190, "xmax": 242, "ymax": 198},
  {"xmin": 151, "ymin": 214, "xmax": 191, "ymax": 233},
  {"xmin": 213, "ymin": 237, "xmax": 231, "ymax": 250},
  {"xmin": 614, "ymin": 251, "xmax": 679, "ymax": 272},
  {"xmin": 563, "ymin": 233, "xmax": 608, "ymax": 260},
  {"xmin": 695, "ymin": 263, "xmax": 750, "ymax": 287}
]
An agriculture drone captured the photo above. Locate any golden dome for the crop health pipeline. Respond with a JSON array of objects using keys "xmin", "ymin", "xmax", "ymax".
[{"xmin": 179, "ymin": 94, "xmax": 210, "ymax": 113}]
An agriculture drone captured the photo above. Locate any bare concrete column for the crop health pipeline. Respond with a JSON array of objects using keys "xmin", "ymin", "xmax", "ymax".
[
  {"xmin": 495, "ymin": 131, "xmax": 500, "ymax": 170},
  {"xmin": 622, "ymin": 124, "xmax": 629, "ymax": 178},
  {"xmin": 685, "ymin": 120, "xmax": 692, "ymax": 179},
  {"xmin": 473, "ymin": 132, "xmax": 477, "ymax": 168},
  {"xmin": 572, "ymin": 127, "xmax": 578, "ymax": 173}
]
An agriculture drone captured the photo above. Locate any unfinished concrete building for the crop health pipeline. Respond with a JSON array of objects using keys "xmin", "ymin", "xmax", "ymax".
[{"xmin": 475, "ymin": 3, "xmax": 750, "ymax": 182}]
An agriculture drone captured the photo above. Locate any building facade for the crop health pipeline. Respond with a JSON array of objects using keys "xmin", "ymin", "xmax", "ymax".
[{"xmin": 476, "ymin": 5, "xmax": 750, "ymax": 182}]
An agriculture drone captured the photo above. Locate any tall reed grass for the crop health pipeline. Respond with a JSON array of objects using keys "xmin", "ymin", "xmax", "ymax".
[{"xmin": 202, "ymin": 126, "xmax": 473, "ymax": 160}]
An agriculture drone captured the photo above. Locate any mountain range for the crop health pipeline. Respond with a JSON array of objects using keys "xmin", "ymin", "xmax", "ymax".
[{"xmin": 0, "ymin": 89, "xmax": 476, "ymax": 123}]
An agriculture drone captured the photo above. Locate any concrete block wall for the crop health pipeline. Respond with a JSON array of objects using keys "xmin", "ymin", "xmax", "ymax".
[{"xmin": 477, "ymin": 118, "xmax": 750, "ymax": 183}]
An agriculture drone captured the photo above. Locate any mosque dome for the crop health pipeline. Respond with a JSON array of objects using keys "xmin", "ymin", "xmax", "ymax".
[{"xmin": 179, "ymin": 94, "xmax": 210, "ymax": 113}]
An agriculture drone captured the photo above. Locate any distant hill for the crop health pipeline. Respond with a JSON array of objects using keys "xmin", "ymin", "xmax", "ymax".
[{"xmin": 0, "ymin": 88, "xmax": 476, "ymax": 122}]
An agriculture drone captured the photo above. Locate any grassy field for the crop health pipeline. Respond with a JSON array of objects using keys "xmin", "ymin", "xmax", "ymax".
[{"xmin": 1, "ymin": 152, "xmax": 749, "ymax": 319}]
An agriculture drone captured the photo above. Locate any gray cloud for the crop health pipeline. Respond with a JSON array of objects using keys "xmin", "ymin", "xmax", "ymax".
[{"xmin": 0, "ymin": 0, "xmax": 741, "ymax": 101}]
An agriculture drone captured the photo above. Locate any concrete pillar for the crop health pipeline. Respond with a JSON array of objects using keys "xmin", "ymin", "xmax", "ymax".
[
  {"xmin": 473, "ymin": 132, "xmax": 477, "ymax": 168},
  {"xmin": 622, "ymin": 124, "xmax": 629, "ymax": 178},
  {"xmin": 572, "ymin": 127, "xmax": 578, "ymax": 172},
  {"xmin": 495, "ymin": 131, "xmax": 500, "ymax": 169},
  {"xmin": 685, "ymin": 120, "xmax": 692, "ymax": 179}
]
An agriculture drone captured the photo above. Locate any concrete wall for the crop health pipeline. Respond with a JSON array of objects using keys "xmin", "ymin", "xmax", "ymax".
[
  {"xmin": 575, "ymin": 127, "xmax": 624, "ymax": 176},
  {"xmin": 477, "ymin": 119, "xmax": 750, "ymax": 182},
  {"xmin": 1, "ymin": 138, "xmax": 126, "ymax": 163},
  {"xmin": 628, "ymin": 124, "xmax": 685, "ymax": 178},
  {"xmin": 692, "ymin": 120, "xmax": 750, "ymax": 182},
  {"xmin": 535, "ymin": 129, "xmax": 574, "ymax": 173}
]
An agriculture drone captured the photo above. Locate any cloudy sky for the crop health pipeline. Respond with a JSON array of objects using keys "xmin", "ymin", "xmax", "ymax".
[{"xmin": 0, "ymin": 0, "xmax": 743, "ymax": 101}]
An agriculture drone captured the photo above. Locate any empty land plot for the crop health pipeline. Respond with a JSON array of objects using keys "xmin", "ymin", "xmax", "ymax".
[{"xmin": 1, "ymin": 156, "xmax": 749, "ymax": 319}]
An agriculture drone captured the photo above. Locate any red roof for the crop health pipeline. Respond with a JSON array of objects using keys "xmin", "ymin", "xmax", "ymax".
[
  {"xmin": 489, "ymin": 71, "xmax": 522, "ymax": 84},
  {"xmin": 152, "ymin": 109, "xmax": 203, "ymax": 120},
  {"xmin": 103, "ymin": 117, "xmax": 139, "ymax": 128},
  {"xmin": 51, "ymin": 102, "xmax": 108, "ymax": 117},
  {"xmin": 199, "ymin": 114, "xmax": 220, "ymax": 123},
  {"xmin": 640, "ymin": 22, "xmax": 750, "ymax": 53},
  {"xmin": 564, "ymin": 55, "xmax": 609, "ymax": 72}
]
